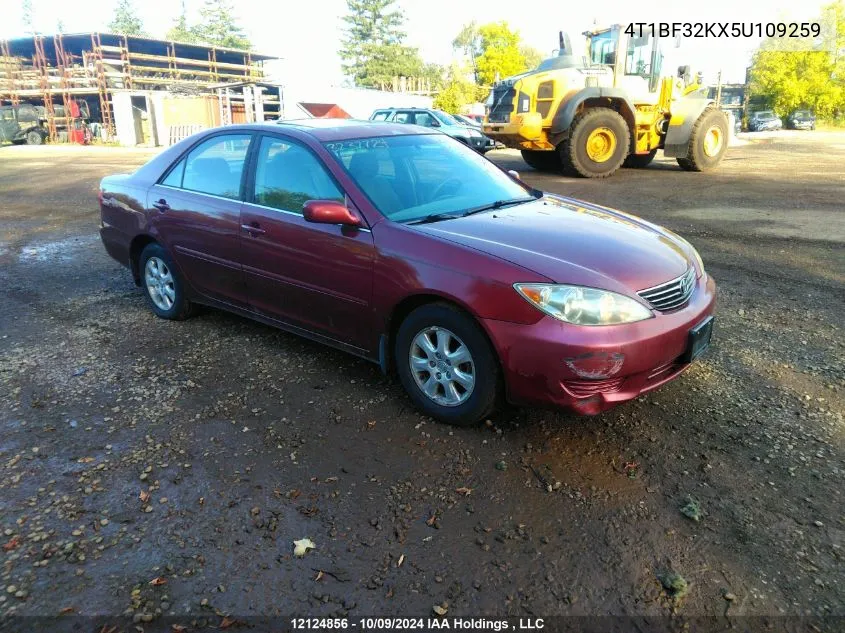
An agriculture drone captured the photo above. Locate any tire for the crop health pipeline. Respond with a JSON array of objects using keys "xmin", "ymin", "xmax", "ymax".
[
  {"xmin": 623, "ymin": 149, "xmax": 658, "ymax": 168},
  {"xmin": 676, "ymin": 105, "xmax": 729, "ymax": 172},
  {"xmin": 560, "ymin": 107, "xmax": 629, "ymax": 178},
  {"xmin": 25, "ymin": 130, "xmax": 44, "ymax": 145},
  {"xmin": 520, "ymin": 149, "xmax": 562, "ymax": 172},
  {"xmin": 138, "ymin": 242, "xmax": 195, "ymax": 320},
  {"xmin": 395, "ymin": 303, "xmax": 499, "ymax": 427}
]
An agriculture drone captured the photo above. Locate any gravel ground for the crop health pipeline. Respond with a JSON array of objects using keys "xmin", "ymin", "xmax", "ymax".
[{"xmin": 0, "ymin": 133, "xmax": 842, "ymax": 626}]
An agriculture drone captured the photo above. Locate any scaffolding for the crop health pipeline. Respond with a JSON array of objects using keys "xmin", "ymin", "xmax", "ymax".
[{"xmin": 0, "ymin": 32, "xmax": 279, "ymax": 142}]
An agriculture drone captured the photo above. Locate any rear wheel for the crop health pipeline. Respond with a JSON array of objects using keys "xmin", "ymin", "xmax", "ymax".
[
  {"xmin": 520, "ymin": 149, "xmax": 562, "ymax": 172},
  {"xmin": 395, "ymin": 303, "xmax": 499, "ymax": 427},
  {"xmin": 677, "ymin": 106, "xmax": 728, "ymax": 172},
  {"xmin": 138, "ymin": 242, "xmax": 195, "ymax": 320},
  {"xmin": 25, "ymin": 130, "xmax": 44, "ymax": 145},
  {"xmin": 560, "ymin": 107, "xmax": 629, "ymax": 178},
  {"xmin": 623, "ymin": 149, "xmax": 658, "ymax": 168}
]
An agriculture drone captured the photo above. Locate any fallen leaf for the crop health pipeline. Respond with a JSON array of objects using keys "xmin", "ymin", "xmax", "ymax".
[
  {"xmin": 77, "ymin": 457, "xmax": 95, "ymax": 463},
  {"xmin": 293, "ymin": 538, "xmax": 316, "ymax": 557},
  {"xmin": 432, "ymin": 604, "xmax": 448, "ymax": 616},
  {"xmin": 314, "ymin": 570, "xmax": 324, "ymax": 581},
  {"xmin": 455, "ymin": 487, "xmax": 473, "ymax": 496},
  {"xmin": 149, "ymin": 576, "xmax": 168, "ymax": 586},
  {"xmin": 2, "ymin": 537, "xmax": 20, "ymax": 551},
  {"xmin": 171, "ymin": 625, "xmax": 187, "ymax": 632},
  {"xmin": 397, "ymin": 554, "xmax": 405, "ymax": 567},
  {"xmin": 220, "ymin": 616, "xmax": 237, "ymax": 628},
  {"xmin": 139, "ymin": 490, "xmax": 151, "ymax": 503},
  {"xmin": 426, "ymin": 512, "xmax": 438, "ymax": 527},
  {"xmin": 59, "ymin": 606, "xmax": 75, "ymax": 614}
]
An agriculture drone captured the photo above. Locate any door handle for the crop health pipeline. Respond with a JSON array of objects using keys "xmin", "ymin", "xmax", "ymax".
[
  {"xmin": 152, "ymin": 199, "xmax": 170, "ymax": 212},
  {"xmin": 241, "ymin": 223, "xmax": 266, "ymax": 236}
]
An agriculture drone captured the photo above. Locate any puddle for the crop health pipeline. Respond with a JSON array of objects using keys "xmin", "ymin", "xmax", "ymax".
[{"xmin": 18, "ymin": 233, "xmax": 100, "ymax": 263}]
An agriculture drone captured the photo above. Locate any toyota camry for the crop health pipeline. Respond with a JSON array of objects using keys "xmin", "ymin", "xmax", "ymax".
[{"xmin": 99, "ymin": 120, "xmax": 715, "ymax": 426}]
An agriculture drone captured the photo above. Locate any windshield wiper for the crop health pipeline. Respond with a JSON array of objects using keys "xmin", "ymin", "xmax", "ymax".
[
  {"xmin": 461, "ymin": 196, "xmax": 537, "ymax": 217},
  {"xmin": 406, "ymin": 212, "xmax": 464, "ymax": 225},
  {"xmin": 406, "ymin": 196, "xmax": 538, "ymax": 226}
]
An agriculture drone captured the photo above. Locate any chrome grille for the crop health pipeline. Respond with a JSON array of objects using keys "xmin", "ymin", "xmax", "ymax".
[{"xmin": 637, "ymin": 268, "xmax": 696, "ymax": 312}]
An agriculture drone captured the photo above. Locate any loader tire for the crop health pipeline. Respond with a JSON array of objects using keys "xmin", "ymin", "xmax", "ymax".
[
  {"xmin": 677, "ymin": 105, "xmax": 728, "ymax": 172},
  {"xmin": 623, "ymin": 149, "xmax": 658, "ymax": 168},
  {"xmin": 520, "ymin": 149, "xmax": 561, "ymax": 172},
  {"xmin": 560, "ymin": 107, "xmax": 629, "ymax": 178}
]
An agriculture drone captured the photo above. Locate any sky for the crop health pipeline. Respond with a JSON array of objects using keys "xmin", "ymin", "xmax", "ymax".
[{"xmin": 1, "ymin": 0, "xmax": 832, "ymax": 88}]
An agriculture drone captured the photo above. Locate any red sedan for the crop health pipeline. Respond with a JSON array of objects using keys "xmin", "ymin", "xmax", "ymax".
[{"xmin": 99, "ymin": 120, "xmax": 715, "ymax": 426}]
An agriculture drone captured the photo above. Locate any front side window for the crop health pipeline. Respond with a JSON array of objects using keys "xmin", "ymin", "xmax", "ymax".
[
  {"xmin": 590, "ymin": 31, "xmax": 616, "ymax": 66},
  {"xmin": 393, "ymin": 112, "xmax": 413, "ymax": 123},
  {"xmin": 177, "ymin": 134, "xmax": 251, "ymax": 200},
  {"xmin": 253, "ymin": 136, "xmax": 344, "ymax": 213},
  {"xmin": 324, "ymin": 134, "xmax": 532, "ymax": 222},
  {"xmin": 371, "ymin": 111, "xmax": 389, "ymax": 121},
  {"xmin": 414, "ymin": 112, "xmax": 437, "ymax": 127}
]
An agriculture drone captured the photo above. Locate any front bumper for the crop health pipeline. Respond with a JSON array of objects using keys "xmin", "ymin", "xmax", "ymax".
[{"xmin": 482, "ymin": 275, "xmax": 717, "ymax": 415}]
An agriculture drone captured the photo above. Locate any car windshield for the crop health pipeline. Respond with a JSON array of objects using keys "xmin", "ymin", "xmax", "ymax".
[
  {"xmin": 756, "ymin": 111, "xmax": 776, "ymax": 119},
  {"xmin": 433, "ymin": 110, "xmax": 460, "ymax": 125},
  {"xmin": 324, "ymin": 134, "xmax": 534, "ymax": 223},
  {"xmin": 793, "ymin": 111, "xmax": 811, "ymax": 119}
]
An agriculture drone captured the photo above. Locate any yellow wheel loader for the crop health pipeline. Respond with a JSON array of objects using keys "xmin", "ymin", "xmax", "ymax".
[{"xmin": 482, "ymin": 25, "xmax": 729, "ymax": 178}]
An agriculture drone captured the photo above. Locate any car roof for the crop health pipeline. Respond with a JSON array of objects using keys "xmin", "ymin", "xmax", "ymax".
[{"xmin": 230, "ymin": 119, "xmax": 439, "ymax": 142}]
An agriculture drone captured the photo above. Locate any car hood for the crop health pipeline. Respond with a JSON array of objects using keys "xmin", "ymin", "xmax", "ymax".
[{"xmin": 415, "ymin": 197, "xmax": 693, "ymax": 294}]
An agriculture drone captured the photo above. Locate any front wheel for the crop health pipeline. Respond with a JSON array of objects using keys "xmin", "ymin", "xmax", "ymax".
[
  {"xmin": 25, "ymin": 130, "xmax": 44, "ymax": 145},
  {"xmin": 560, "ymin": 107, "xmax": 629, "ymax": 178},
  {"xmin": 677, "ymin": 106, "xmax": 729, "ymax": 172},
  {"xmin": 395, "ymin": 303, "xmax": 499, "ymax": 426}
]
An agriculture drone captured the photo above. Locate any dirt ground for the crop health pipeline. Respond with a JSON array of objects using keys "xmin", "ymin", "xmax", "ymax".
[{"xmin": 0, "ymin": 132, "xmax": 842, "ymax": 627}]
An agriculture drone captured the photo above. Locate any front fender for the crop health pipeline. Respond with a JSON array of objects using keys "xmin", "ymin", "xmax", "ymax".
[
  {"xmin": 663, "ymin": 97, "xmax": 714, "ymax": 157},
  {"xmin": 550, "ymin": 87, "xmax": 637, "ymax": 140}
]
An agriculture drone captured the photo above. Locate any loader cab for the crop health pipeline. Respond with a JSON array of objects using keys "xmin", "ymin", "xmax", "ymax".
[{"xmin": 585, "ymin": 26, "xmax": 664, "ymax": 99}]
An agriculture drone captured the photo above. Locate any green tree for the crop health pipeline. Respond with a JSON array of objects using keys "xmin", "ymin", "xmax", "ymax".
[
  {"xmin": 433, "ymin": 63, "xmax": 487, "ymax": 113},
  {"xmin": 475, "ymin": 22, "xmax": 528, "ymax": 85},
  {"xmin": 521, "ymin": 45, "xmax": 544, "ymax": 71},
  {"xmin": 748, "ymin": 1, "xmax": 845, "ymax": 119},
  {"xmin": 453, "ymin": 21, "xmax": 533, "ymax": 86},
  {"xmin": 339, "ymin": 0, "xmax": 430, "ymax": 88},
  {"xmin": 108, "ymin": 0, "xmax": 145, "ymax": 36},
  {"xmin": 167, "ymin": 0, "xmax": 197, "ymax": 43},
  {"xmin": 192, "ymin": 0, "xmax": 251, "ymax": 50}
]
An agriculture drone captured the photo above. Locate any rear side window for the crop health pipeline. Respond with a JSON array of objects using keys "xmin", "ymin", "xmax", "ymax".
[
  {"xmin": 252, "ymin": 136, "xmax": 344, "ymax": 213},
  {"xmin": 174, "ymin": 134, "xmax": 252, "ymax": 200}
]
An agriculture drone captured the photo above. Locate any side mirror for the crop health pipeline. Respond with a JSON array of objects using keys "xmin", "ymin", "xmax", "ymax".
[
  {"xmin": 507, "ymin": 169, "xmax": 521, "ymax": 180},
  {"xmin": 430, "ymin": 119, "xmax": 441, "ymax": 127},
  {"xmin": 303, "ymin": 200, "xmax": 361, "ymax": 227}
]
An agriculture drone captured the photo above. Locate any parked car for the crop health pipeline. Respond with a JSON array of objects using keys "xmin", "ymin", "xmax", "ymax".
[
  {"xmin": 370, "ymin": 107, "xmax": 496, "ymax": 153},
  {"xmin": 747, "ymin": 110, "xmax": 782, "ymax": 132},
  {"xmin": 99, "ymin": 120, "xmax": 715, "ymax": 426},
  {"xmin": 0, "ymin": 103, "xmax": 47, "ymax": 145},
  {"xmin": 787, "ymin": 110, "xmax": 815, "ymax": 130}
]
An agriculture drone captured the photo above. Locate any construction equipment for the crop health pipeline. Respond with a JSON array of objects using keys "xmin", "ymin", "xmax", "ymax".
[{"xmin": 482, "ymin": 25, "xmax": 728, "ymax": 178}]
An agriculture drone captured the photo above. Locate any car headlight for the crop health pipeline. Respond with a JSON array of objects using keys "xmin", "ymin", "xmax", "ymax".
[
  {"xmin": 689, "ymin": 245, "xmax": 705, "ymax": 276},
  {"xmin": 514, "ymin": 284, "xmax": 653, "ymax": 326},
  {"xmin": 466, "ymin": 128, "xmax": 482, "ymax": 138}
]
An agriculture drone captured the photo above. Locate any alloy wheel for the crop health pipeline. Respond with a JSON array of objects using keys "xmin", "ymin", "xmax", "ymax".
[
  {"xmin": 409, "ymin": 326, "xmax": 475, "ymax": 407},
  {"xmin": 144, "ymin": 256, "xmax": 176, "ymax": 311}
]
